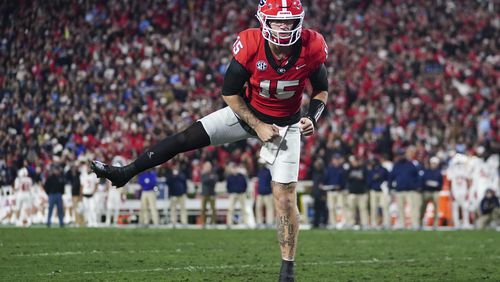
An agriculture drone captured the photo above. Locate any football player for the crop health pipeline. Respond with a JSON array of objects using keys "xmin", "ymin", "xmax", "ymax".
[
  {"xmin": 447, "ymin": 153, "xmax": 472, "ymax": 228},
  {"xmin": 14, "ymin": 168, "xmax": 33, "ymax": 227},
  {"xmin": 106, "ymin": 156, "xmax": 128, "ymax": 226},
  {"xmin": 80, "ymin": 162, "xmax": 99, "ymax": 227},
  {"xmin": 92, "ymin": 1, "xmax": 328, "ymax": 280},
  {"xmin": 469, "ymin": 151, "xmax": 499, "ymax": 219}
]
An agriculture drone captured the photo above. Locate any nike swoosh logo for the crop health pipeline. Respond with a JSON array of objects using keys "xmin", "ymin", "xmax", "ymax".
[{"xmin": 296, "ymin": 64, "xmax": 306, "ymax": 70}]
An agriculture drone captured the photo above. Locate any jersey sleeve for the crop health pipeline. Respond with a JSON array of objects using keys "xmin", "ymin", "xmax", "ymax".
[
  {"xmin": 231, "ymin": 29, "xmax": 260, "ymax": 71},
  {"xmin": 221, "ymin": 58, "xmax": 250, "ymax": 96},
  {"xmin": 307, "ymin": 30, "xmax": 328, "ymax": 71}
]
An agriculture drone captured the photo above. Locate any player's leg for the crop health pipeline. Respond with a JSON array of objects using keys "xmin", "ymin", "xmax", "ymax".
[
  {"xmin": 88, "ymin": 196, "xmax": 97, "ymax": 226},
  {"xmin": 73, "ymin": 196, "xmax": 83, "ymax": 226},
  {"xmin": 15, "ymin": 193, "xmax": 22, "ymax": 226},
  {"xmin": 105, "ymin": 208, "xmax": 111, "ymax": 226},
  {"xmin": 17, "ymin": 195, "xmax": 27, "ymax": 226},
  {"xmin": 273, "ymin": 181, "xmax": 299, "ymax": 281},
  {"xmin": 92, "ymin": 122, "xmax": 210, "ymax": 187},
  {"xmin": 273, "ymin": 182, "xmax": 299, "ymax": 259},
  {"xmin": 451, "ymin": 193, "xmax": 460, "ymax": 228},
  {"xmin": 463, "ymin": 204, "xmax": 472, "ymax": 228},
  {"xmin": 105, "ymin": 196, "xmax": 113, "ymax": 226},
  {"xmin": 267, "ymin": 123, "xmax": 300, "ymax": 282},
  {"xmin": 91, "ymin": 107, "xmax": 253, "ymax": 187}
]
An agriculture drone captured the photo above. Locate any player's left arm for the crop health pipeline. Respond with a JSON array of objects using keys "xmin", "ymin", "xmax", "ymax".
[{"xmin": 300, "ymin": 63, "xmax": 328, "ymax": 136}]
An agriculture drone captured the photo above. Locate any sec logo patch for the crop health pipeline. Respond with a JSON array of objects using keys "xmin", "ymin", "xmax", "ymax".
[{"xmin": 256, "ymin": 60, "xmax": 268, "ymax": 71}]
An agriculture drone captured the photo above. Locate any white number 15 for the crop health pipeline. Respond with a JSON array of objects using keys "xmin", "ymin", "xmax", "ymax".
[{"xmin": 259, "ymin": 80, "xmax": 300, "ymax": 99}]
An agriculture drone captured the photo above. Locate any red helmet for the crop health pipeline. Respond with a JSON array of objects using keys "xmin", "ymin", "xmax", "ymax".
[{"xmin": 256, "ymin": 0, "xmax": 305, "ymax": 46}]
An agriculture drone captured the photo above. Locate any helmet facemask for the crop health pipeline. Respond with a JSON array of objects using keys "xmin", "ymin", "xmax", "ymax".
[{"xmin": 257, "ymin": 11, "xmax": 304, "ymax": 47}]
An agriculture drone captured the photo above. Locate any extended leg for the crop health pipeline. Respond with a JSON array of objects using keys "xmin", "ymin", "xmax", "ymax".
[
  {"xmin": 273, "ymin": 181, "xmax": 299, "ymax": 282},
  {"xmin": 92, "ymin": 122, "xmax": 210, "ymax": 187}
]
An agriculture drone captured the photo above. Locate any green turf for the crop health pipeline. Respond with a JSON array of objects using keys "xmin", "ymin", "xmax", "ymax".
[{"xmin": 0, "ymin": 228, "xmax": 499, "ymax": 281}]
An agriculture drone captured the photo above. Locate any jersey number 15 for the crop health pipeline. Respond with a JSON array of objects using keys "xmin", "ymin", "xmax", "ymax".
[{"xmin": 259, "ymin": 80, "xmax": 300, "ymax": 99}]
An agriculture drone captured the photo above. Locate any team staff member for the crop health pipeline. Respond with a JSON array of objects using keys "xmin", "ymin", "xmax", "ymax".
[
  {"xmin": 256, "ymin": 160, "xmax": 274, "ymax": 227},
  {"xmin": 167, "ymin": 165, "xmax": 188, "ymax": 226},
  {"xmin": 200, "ymin": 161, "xmax": 218, "ymax": 226},
  {"xmin": 138, "ymin": 170, "xmax": 159, "ymax": 225},
  {"xmin": 44, "ymin": 165, "xmax": 65, "ymax": 227},
  {"xmin": 366, "ymin": 157, "xmax": 390, "ymax": 228},
  {"xmin": 345, "ymin": 156, "xmax": 368, "ymax": 228},
  {"xmin": 322, "ymin": 154, "xmax": 346, "ymax": 228},
  {"xmin": 420, "ymin": 157, "xmax": 443, "ymax": 228},
  {"xmin": 226, "ymin": 163, "xmax": 249, "ymax": 226},
  {"xmin": 389, "ymin": 147, "xmax": 423, "ymax": 229}
]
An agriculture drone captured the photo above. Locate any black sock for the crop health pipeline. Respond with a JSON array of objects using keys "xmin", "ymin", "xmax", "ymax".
[
  {"xmin": 280, "ymin": 259, "xmax": 294, "ymax": 273},
  {"xmin": 130, "ymin": 122, "xmax": 210, "ymax": 174}
]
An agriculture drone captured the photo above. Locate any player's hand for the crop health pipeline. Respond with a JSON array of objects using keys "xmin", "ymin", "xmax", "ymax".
[
  {"xmin": 299, "ymin": 117, "xmax": 314, "ymax": 136},
  {"xmin": 255, "ymin": 123, "xmax": 279, "ymax": 142}
]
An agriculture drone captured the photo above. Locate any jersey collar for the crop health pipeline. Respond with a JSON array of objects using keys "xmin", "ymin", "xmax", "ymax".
[{"xmin": 264, "ymin": 39, "xmax": 302, "ymax": 75}]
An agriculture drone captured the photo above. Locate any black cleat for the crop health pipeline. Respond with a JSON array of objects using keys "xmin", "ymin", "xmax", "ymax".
[
  {"xmin": 90, "ymin": 160, "xmax": 133, "ymax": 188},
  {"xmin": 279, "ymin": 260, "xmax": 295, "ymax": 282}
]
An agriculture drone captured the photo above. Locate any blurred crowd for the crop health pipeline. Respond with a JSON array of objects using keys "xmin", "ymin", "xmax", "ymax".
[{"xmin": 0, "ymin": 1, "xmax": 499, "ymax": 228}]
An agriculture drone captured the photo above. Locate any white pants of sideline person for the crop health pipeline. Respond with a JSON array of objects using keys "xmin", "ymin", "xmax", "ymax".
[
  {"xmin": 140, "ymin": 190, "xmax": 159, "ymax": 225},
  {"xmin": 256, "ymin": 194, "xmax": 274, "ymax": 225},
  {"xmin": 170, "ymin": 194, "xmax": 187, "ymax": 225}
]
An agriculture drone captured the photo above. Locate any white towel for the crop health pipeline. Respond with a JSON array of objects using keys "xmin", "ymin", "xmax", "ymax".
[{"xmin": 259, "ymin": 125, "xmax": 289, "ymax": 165}]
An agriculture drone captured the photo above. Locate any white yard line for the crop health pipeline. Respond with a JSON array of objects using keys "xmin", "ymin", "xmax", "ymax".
[
  {"xmin": 29, "ymin": 255, "xmax": 499, "ymax": 276},
  {"xmin": 13, "ymin": 251, "xmax": 85, "ymax": 257},
  {"xmin": 13, "ymin": 249, "xmax": 164, "ymax": 257}
]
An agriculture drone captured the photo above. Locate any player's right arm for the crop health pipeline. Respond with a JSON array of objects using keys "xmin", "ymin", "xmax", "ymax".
[
  {"xmin": 222, "ymin": 31, "xmax": 279, "ymax": 142},
  {"xmin": 221, "ymin": 58, "xmax": 278, "ymax": 142}
]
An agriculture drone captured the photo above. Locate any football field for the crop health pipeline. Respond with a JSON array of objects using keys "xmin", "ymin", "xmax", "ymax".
[{"xmin": 1, "ymin": 227, "xmax": 499, "ymax": 281}]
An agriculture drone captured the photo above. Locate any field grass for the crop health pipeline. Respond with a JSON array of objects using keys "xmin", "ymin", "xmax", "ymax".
[{"xmin": 0, "ymin": 227, "xmax": 499, "ymax": 281}]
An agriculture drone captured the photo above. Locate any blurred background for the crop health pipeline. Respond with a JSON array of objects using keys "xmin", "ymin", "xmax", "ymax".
[{"xmin": 0, "ymin": 0, "xmax": 498, "ymax": 230}]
